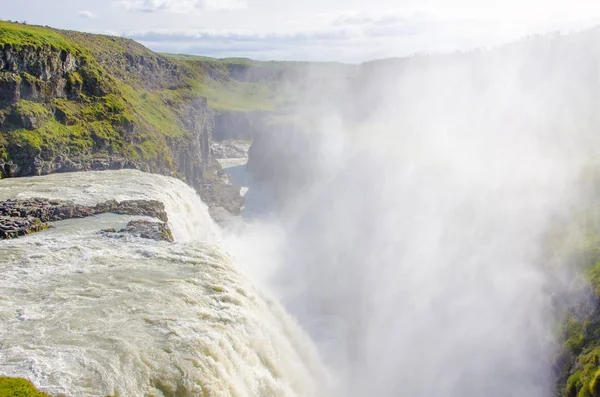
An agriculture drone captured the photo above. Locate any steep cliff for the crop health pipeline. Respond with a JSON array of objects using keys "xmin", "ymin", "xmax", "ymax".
[
  {"xmin": 213, "ymin": 110, "xmax": 267, "ymax": 141},
  {"xmin": 0, "ymin": 22, "xmax": 278, "ymax": 215}
]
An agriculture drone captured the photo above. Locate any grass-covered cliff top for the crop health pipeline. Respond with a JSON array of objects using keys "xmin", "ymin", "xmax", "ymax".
[
  {"xmin": 0, "ymin": 21, "xmax": 78, "ymax": 52},
  {"xmin": 0, "ymin": 20, "xmax": 297, "ymax": 111},
  {"xmin": 0, "ymin": 20, "xmax": 319, "ymax": 178}
]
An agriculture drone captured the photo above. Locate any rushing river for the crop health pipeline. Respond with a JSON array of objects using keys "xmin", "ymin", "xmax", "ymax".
[{"xmin": 0, "ymin": 170, "xmax": 329, "ymax": 397}]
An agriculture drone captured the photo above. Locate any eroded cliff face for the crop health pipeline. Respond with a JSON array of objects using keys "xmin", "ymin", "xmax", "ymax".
[
  {"xmin": 182, "ymin": 99, "xmax": 245, "ymax": 216},
  {"xmin": 0, "ymin": 44, "xmax": 84, "ymax": 105},
  {"xmin": 213, "ymin": 110, "xmax": 267, "ymax": 141},
  {"xmin": 0, "ymin": 33, "xmax": 242, "ymax": 216}
]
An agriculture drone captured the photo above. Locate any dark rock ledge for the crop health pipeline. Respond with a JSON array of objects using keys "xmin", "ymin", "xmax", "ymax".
[
  {"xmin": 0, "ymin": 198, "xmax": 173, "ymax": 241},
  {"xmin": 101, "ymin": 220, "xmax": 174, "ymax": 242}
]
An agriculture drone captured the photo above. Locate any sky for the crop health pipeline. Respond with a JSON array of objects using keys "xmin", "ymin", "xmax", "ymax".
[{"xmin": 2, "ymin": 0, "xmax": 600, "ymax": 62}]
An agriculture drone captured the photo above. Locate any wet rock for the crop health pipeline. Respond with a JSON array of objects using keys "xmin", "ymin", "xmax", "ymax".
[
  {"xmin": 0, "ymin": 198, "xmax": 169, "ymax": 239},
  {"xmin": 0, "ymin": 215, "xmax": 51, "ymax": 239},
  {"xmin": 211, "ymin": 140, "xmax": 251, "ymax": 159},
  {"xmin": 101, "ymin": 220, "xmax": 174, "ymax": 242},
  {"xmin": 93, "ymin": 199, "xmax": 168, "ymax": 222},
  {"xmin": 200, "ymin": 183, "xmax": 245, "ymax": 217},
  {"xmin": 208, "ymin": 206, "xmax": 236, "ymax": 226}
]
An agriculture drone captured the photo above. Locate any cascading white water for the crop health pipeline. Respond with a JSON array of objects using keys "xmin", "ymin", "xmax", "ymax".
[
  {"xmin": 0, "ymin": 170, "xmax": 330, "ymax": 397},
  {"xmin": 0, "ymin": 170, "xmax": 220, "ymax": 243}
]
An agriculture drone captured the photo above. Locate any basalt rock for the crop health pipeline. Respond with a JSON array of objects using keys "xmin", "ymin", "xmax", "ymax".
[
  {"xmin": 0, "ymin": 215, "xmax": 51, "ymax": 239},
  {"xmin": 0, "ymin": 44, "xmax": 83, "ymax": 105},
  {"xmin": 0, "ymin": 197, "xmax": 169, "ymax": 239},
  {"xmin": 94, "ymin": 199, "xmax": 168, "ymax": 222},
  {"xmin": 211, "ymin": 140, "xmax": 251, "ymax": 159},
  {"xmin": 101, "ymin": 220, "xmax": 174, "ymax": 242}
]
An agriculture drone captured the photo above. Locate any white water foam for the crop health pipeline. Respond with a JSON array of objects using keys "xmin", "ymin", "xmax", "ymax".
[{"xmin": 0, "ymin": 171, "xmax": 330, "ymax": 397}]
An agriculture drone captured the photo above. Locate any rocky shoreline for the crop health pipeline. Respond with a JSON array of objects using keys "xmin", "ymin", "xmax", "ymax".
[{"xmin": 0, "ymin": 197, "xmax": 173, "ymax": 241}]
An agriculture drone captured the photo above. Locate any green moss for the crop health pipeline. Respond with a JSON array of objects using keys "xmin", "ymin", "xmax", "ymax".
[
  {"xmin": 82, "ymin": 95, "xmax": 126, "ymax": 122},
  {"xmin": 0, "ymin": 377, "xmax": 52, "ymax": 397},
  {"xmin": 7, "ymin": 118, "xmax": 93, "ymax": 157},
  {"xmin": 21, "ymin": 72, "xmax": 40, "ymax": 84},
  {"xmin": 587, "ymin": 260, "xmax": 600, "ymax": 297},
  {"xmin": 67, "ymin": 72, "xmax": 83, "ymax": 86},
  {"xmin": 0, "ymin": 146, "xmax": 7, "ymax": 162},
  {"xmin": 0, "ymin": 376, "xmax": 117, "ymax": 397},
  {"xmin": 9, "ymin": 129, "xmax": 44, "ymax": 151},
  {"xmin": 574, "ymin": 360, "xmax": 600, "ymax": 397},
  {"xmin": 52, "ymin": 98, "xmax": 80, "ymax": 125},
  {"xmin": 565, "ymin": 317, "xmax": 586, "ymax": 354},
  {"xmin": 568, "ymin": 371, "xmax": 583, "ymax": 397},
  {"xmin": 562, "ymin": 337, "xmax": 600, "ymax": 396},
  {"xmin": 590, "ymin": 370, "xmax": 600, "ymax": 396},
  {"xmin": 161, "ymin": 227, "xmax": 174, "ymax": 242},
  {"xmin": 14, "ymin": 100, "xmax": 50, "ymax": 120}
]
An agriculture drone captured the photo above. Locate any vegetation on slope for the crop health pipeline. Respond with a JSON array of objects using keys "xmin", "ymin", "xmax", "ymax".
[
  {"xmin": 0, "ymin": 22, "xmax": 177, "ymax": 171},
  {"xmin": 0, "ymin": 21, "xmax": 78, "ymax": 52},
  {"xmin": 160, "ymin": 53, "xmax": 294, "ymax": 111},
  {"xmin": 0, "ymin": 377, "xmax": 51, "ymax": 397},
  {"xmin": 551, "ymin": 199, "xmax": 600, "ymax": 396},
  {"xmin": 560, "ymin": 254, "xmax": 600, "ymax": 397},
  {"xmin": 0, "ymin": 20, "xmax": 306, "ymax": 180}
]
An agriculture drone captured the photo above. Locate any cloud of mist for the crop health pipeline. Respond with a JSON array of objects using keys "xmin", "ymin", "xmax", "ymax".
[{"xmin": 226, "ymin": 30, "xmax": 600, "ymax": 396}]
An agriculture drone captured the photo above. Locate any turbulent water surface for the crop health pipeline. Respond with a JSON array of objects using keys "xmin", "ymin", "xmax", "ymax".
[{"xmin": 0, "ymin": 170, "xmax": 328, "ymax": 397}]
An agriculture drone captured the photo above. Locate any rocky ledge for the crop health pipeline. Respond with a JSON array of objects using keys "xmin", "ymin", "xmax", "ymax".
[
  {"xmin": 101, "ymin": 220, "xmax": 174, "ymax": 242},
  {"xmin": 0, "ymin": 198, "xmax": 171, "ymax": 240},
  {"xmin": 211, "ymin": 140, "xmax": 251, "ymax": 159},
  {"xmin": 0, "ymin": 216, "xmax": 51, "ymax": 239}
]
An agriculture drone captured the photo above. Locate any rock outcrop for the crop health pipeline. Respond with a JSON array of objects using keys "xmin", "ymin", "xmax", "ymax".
[
  {"xmin": 0, "ymin": 43, "xmax": 84, "ymax": 105},
  {"xmin": 101, "ymin": 219, "xmax": 174, "ymax": 242},
  {"xmin": 0, "ymin": 216, "xmax": 51, "ymax": 239},
  {"xmin": 211, "ymin": 140, "xmax": 251, "ymax": 159},
  {"xmin": 0, "ymin": 197, "xmax": 169, "ymax": 239},
  {"xmin": 0, "ymin": 197, "xmax": 168, "ymax": 222}
]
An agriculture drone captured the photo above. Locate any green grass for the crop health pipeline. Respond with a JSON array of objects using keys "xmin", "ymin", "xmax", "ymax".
[
  {"xmin": 0, "ymin": 376, "xmax": 117, "ymax": 397},
  {"xmin": 14, "ymin": 100, "xmax": 50, "ymax": 120},
  {"xmin": 0, "ymin": 21, "xmax": 79, "ymax": 52},
  {"xmin": 197, "ymin": 79, "xmax": 282, "ymax": 111},
  {"xmin": 0, "ymin": 377, "xmax": 52, "ymax": 397}
]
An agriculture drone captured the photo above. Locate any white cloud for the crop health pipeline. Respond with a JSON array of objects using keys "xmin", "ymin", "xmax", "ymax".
[
  {"xmin": 115, "ymin": 0, "xmax": 247, "ymax": 13},
  {"xmin": 77, "ymin": 10, "xmax": 97, "ymax": 19},
  {"xmin": 119, "ymin": 17, "xmax": 488, "ymax": 62},
  {"xmin": 117, "ymin": 11, "xmax": 600, "ymax": 63}
]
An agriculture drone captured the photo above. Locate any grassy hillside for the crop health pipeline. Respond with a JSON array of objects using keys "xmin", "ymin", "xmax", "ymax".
[{"xmin": 0, "ymin": 20, "xmax": 302, "ymax": 179}]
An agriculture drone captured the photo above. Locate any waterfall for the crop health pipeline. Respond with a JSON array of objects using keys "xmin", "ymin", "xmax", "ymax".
[{"xmin": 0, "ymin": 170, "xmax": 330, "ymax": 397}]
